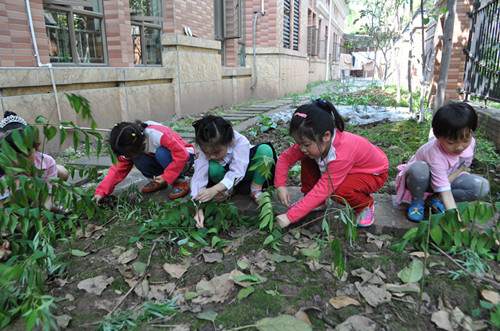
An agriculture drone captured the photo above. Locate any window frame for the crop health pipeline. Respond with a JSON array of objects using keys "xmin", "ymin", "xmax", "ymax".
[
  {"xmin": 130, "ymin": 0, "xmax": 164, "ymax": 66},
  {"xmin": 43, "ymin": 0, "xmax": 107, "ymax": 66}
]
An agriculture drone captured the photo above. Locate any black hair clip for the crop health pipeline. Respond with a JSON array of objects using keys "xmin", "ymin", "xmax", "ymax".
[{"xmin": 312, "ymin": 99, "xmax": 328, "ymax": 107}]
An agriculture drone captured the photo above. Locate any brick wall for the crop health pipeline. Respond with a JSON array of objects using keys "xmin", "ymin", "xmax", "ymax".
[
  {"xmin": 245, "ymin": 1, "xmax": 278, "ymax": 47},
  {"xmin": 164, "ymin": 0, "xmax": 214, "ymax": 39},
  {"xmin": 431, "ymin": 0, "xmax": 473, "ymax": 102},
  {"xmin": 0, "ymin": 0, "xmax": 46, "ymax": 67},
  {"xmin": 103, "ymin": 0, "xmax": 134, "ymax": 67}
]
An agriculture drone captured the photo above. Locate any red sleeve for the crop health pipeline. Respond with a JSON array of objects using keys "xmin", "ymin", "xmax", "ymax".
[
  {"xmin": 158, "ymin": 131, "xmax": 189, "ymax": 184},
  {"xmin": 95, "ymin": 156, "xmax": 134, "ymax": 197},
  {"xmin": 285, "ymin": 152, "xmax": 354, "ymax": 223},
  {"xmin": 274, "ymin": 144, "xmax": 307, "ymax": 187}
]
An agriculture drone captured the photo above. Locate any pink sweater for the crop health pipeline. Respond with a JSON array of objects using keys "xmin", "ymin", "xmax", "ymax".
[
  {"xmin": 275, "ymin": 130, "xmax": 388, "ymax": 223},
  {"xmin": 394, "ymin": 137, "xmax": 475, "ymax": 204}
]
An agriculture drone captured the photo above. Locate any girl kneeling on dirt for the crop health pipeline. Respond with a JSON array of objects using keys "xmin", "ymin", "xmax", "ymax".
[
  {"xmin": 275, "ymin": 99, "xmax": 389, "ymax": 229},
  {"xmin": 395, "ymin": 102, "xmax": 489, "ymax": 222},
  {"xmin": 0, "ymin": 111, "xmax": 69, "ymax": 210},
  {"xmin": 94, "ymin": 120, "xmax": 195, "ymax": 204},
  {"xmin": 190, "ymin": 115, "xmax": 276, "ymax": 229}
]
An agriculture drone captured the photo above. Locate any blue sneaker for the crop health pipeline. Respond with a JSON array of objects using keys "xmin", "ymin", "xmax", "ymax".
[
  {"xmin": 429, "ymin": 201, "xmax": 445, "ymax": 214},
  {"xmin": 407, "ymin": 203, "xmax": 424, "ymax": 221}
]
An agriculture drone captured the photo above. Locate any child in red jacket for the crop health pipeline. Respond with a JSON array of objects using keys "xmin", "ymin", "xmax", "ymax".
[
  {"xmin": 275, "ymin": 100, "xmax": 389, "ymax": 228},
  {"xmin": 94, "ymin": 121, "xmax": 195, "ymax": 203}
]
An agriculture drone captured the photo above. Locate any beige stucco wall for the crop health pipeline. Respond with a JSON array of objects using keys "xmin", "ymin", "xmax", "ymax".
[
  {"xmin": 246, "ymin": 47, "xmax": 309, "ymax": 100},
  {"xmin": 0, "ymin": 67, "xmax": 175, "ymax": 130},
  {"xmin": 309, "ymin": 59, "xmax": 328, "ymax": 84}
]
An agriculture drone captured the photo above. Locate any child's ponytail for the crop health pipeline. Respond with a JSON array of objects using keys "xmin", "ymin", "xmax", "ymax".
[
  {"xmin": 290, "ymin": 99, "xmax": 345, "ymax": 142},
  {"xmin": 109, "ymin": 121, "xmax": 146, "ymax": 157}
]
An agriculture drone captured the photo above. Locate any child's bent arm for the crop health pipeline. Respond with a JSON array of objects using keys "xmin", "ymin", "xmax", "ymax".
[
  {"xmin": 439, "ymin": 190, "xmax": 457, "ymax": 211},
  {"xmin": 195, "ymin": 182, "xmax": 227, "ymax": 202},
  {"xmin": 277, "ymin": 186, "xmax": 291, "ymax": 207},
  {"xmin": 448, "ymin": 164, "xmax": 466, "ymax": 184},
  {"xmin": 276, "ymin": 214, "xmax": 291, "ymax": 228}
]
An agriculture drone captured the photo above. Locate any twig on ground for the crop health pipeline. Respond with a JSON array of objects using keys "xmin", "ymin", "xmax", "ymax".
[
  {"xmin": 108, "ymin": 240, "xmax": 158, "ymax": 316},
  {"xmin": 430, "ymin": 243, "xmax": 500, "ymax": 290}
]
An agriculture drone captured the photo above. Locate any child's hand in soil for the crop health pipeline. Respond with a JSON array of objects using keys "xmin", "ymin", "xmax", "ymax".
[
  {"xmin": 276, "ymin": 214, "xmax": 291, "ymax": 229},
  {"xmin": 277, "ymin": 186, "xmax": 291, "ymax": 207}
]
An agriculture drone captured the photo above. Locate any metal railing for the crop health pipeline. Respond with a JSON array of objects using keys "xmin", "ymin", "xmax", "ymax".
[{"xmin": 462, "ymin": 0, "xmax": 500, "ymax": 102}]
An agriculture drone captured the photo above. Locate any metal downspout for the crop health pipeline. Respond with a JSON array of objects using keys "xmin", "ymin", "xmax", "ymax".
[
  {"xmin": 325, "ymin": 0, "xmax": 333, "ymax": 80},
  {"xmin": 25, "ymin": 0, "xmax": 62, "ymax": 125},
  {"xmin": 250, "ymin": 2, "xmax": 265, "ymax": 89}
]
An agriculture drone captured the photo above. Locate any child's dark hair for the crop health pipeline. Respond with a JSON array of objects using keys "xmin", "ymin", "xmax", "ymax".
[
  {"xmin": 2, "ymin": 126, "xmax": 37, "ymax": 154},
  {"xmin": 109, "ymin": 121, "xmax": 147, "ymax": 157},
  {"xmin": 432, "ymin": 102, "xmax": 477, "ymax": 140},
  {"xmin": 192, "ymin": 115, "xmax": 234, "ymax": 147},
  {"xmin": 289, "ymin": 99, "xmax": 345, "ymax": 142}
]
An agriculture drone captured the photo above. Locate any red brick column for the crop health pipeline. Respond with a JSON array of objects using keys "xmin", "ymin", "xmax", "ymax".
[
  {"xmin": 0, "ymin": 0, "xmax": 47, "ymax": 67},
  {"xmin": 103, "ymin": 0, "xmax": 134, "ymax": 67},
  {"xmin": 445, "ymin": 0, "xmax": 474, "ymax": 101}
]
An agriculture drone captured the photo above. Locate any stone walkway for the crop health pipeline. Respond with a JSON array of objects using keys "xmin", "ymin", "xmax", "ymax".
[{"xmin": 67, "ymin": 80, "xmax": 422, "ymax": 237}]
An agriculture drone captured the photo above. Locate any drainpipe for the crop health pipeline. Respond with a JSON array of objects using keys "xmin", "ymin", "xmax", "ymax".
[
  {"xmin": 325, "ymin": 0, "xmax": 333, "ymax": 81},
  {"xmin": 250, "ymin": 2, "xmax": 265, "ymax": 89},
  {"xmin": 25, "ymin": 0, "xmax": 62, "ymax": 126},
  {"xmin": 25, "ymin": 0, "xmax": 108, "ymax": 132}
]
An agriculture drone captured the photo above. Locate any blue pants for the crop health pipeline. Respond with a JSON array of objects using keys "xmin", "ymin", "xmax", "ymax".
[{"xmin": 132, "ymin": 146, "xmax": 194, "ymax": 180}]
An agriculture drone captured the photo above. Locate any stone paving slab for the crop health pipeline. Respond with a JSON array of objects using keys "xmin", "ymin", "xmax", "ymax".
[
  {"xmin": 230, "ymin": 111, "xmax": 265, "ymax": 116},
  {"xmin": 222, "ymin": 115, "xmax": 253, "ymax": 121},
  {"xmin": 66, "ymin": 155, "xmax": 113, "ymax": 168}
]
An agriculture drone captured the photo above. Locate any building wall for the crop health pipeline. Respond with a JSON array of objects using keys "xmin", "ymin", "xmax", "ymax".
[{"xmin": 0, "ymin": 0, "xmax": 348, "ymax": 142}]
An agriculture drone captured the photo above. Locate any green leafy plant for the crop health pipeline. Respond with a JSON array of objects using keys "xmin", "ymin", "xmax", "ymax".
[
  {"xmin": 0, "ymin": 94, "xmax": 104, "ymax": 329},
  {"xmin": 247, "ymin": 115, "xmax": 278, "ymax": 137},
  {"xmin": 390, "ymin": 201, "xmax": 500, "ymax": 261}
]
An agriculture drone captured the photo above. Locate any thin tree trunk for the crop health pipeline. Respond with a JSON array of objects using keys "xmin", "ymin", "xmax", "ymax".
[
  {"xmin": 434, "ymin": 0, "xmax": 457, "ymax": 112},
  {"xmin": 419, "ymin": 0, "xmax": 426, "ymax": 121},
  {"xmin": 408, "ymin": 0, "xmax": 414, "ymax": 114}
]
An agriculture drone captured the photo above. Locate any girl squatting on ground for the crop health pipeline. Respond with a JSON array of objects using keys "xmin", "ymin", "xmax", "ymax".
[
  {"xmin": 94, "ymin": 120, "xmax": 195, "ymax": 204},
  {"xmin": 275, "ymin": 100, "xmax": 389, "ymax": 228},
  {"xmin": 190, "ymin": 116, "xmax": 276, "ymax": 229},
  {"xmin": 0, "ymin": 112, "xmax": 69, "ymax": 210},
  {"xmin": 395, "ymin": 102, "xmax": 490, "ymax": 221}
]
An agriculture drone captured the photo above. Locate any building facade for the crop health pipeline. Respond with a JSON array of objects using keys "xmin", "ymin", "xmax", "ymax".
[{"xmin": 0, "ymin": 0, "xmax": 348, "ymax": 141}]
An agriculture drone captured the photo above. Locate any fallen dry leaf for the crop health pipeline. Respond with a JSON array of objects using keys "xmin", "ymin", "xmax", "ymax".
[
  {"xmin": 55, "ymin": 314, "xmax": 72, "ymax": 328},
  {"xmin": 366, "ymin": 232, "xmax": 387, "ymax": 249},
  {"xmin": 77, "ymin": 276, "xmax": 114, "ymax": 295},
  {"xmin": 111, "ymin": 246, "xmax": 126, "ymax": 257},
  {"xmin": 163, "ymin": 263, "xmax": 188, "ymax": 279},
  {"xmin": 410, "ymin": 251, "xmax": 429, "ymax": 258},
  {"xmin": 329, "ymin": 296, "xmax": 361, "ymax": 309},
  {"xmin": 75, "ymin": 224, "xmax": 104, "ymax": 239},
  {"xmin": 230, "ymin": 269, "xmax": 252, "ymax": 288},
  {"xmin": 480, "ymin": 289, "xmax": 500, "ymax": 305},
  {"xmin": 192, "ymin": 273, "xmax": 235, "ymax": 304},
  {"xmin": 202, "ymin": 252, "xmax": 223, "ymax": 263},
  {"xmin": 222, "ymin": 238, "xmax": 244, "ymax": 254},
  {"xmin": 334, "ymin": 315, "xmax": 377, "ymax": 331},
  {"xmin": 133, "ymin": 279, "xmax": 149, "ymax": 298},
  {"xmin": 295, "ymin": 310, "xmax": 312, "ymax": 326},
  {"xmin": 355, "ymin": 282, "xmax": 391, "ymax": 308},
  {"xmin": 431, "ymin": 310, "xmax": 453, "ymax": 331},
  {"xmin": 117, "ymin": 248, "xmax": 138, "ymax": 264},
  {"xmin": 305, "ymin": 260, "xmax": 322, "ymax": 272},
  {"xmin": 351, "ymin": 267, "xmax": 386, "ymax": 285},
  {"xmin": 148, "ymin": 283, "xmax": 176, "ymax": 301},
  {"xmin": 116, "ymin": 265, "xmax": 134, "ymax": 278},
  {"xmin": 95, "ymin": 298, "xmax": 121, "ymax": 312}
]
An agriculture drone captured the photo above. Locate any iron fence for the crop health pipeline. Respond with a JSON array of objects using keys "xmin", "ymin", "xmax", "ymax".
[{"xmin": 462, "ymin": 0, "xmax": 500, "ymax": 102}]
